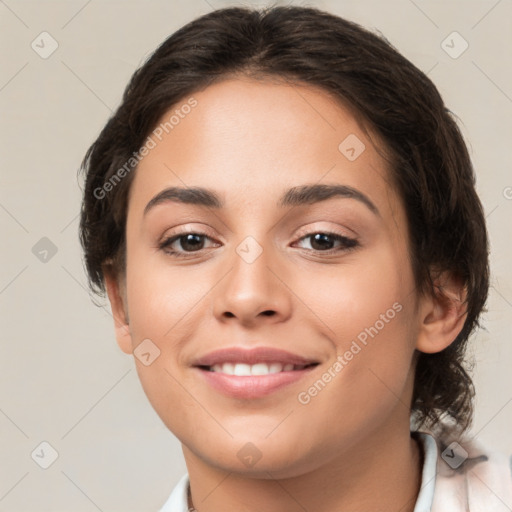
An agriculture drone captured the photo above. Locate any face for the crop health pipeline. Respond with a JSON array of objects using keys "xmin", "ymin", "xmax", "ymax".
[{"xmin": 111, "ymin": 77, "xmax": 428, "ymax": 477}]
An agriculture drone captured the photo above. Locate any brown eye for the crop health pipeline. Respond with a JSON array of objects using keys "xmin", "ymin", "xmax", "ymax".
[
  {"xmin": 174, "ymin": 233, "xmax": 206, "ymax": 252},
  {"xmin": 159, "ymin": 232, "xmax": 218, "ymax": 257},
  {"xmin": 295, "ymin": 232, "xmax": 359, "ymax": 254}
]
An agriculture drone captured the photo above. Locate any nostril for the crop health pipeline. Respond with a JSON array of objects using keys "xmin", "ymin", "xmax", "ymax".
[{"xmin": 261, "ymin": 310, "xmax": 275, "ymax": 316}]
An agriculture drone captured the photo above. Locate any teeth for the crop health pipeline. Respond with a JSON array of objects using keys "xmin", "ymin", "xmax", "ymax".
[
  {"xmin": 251, "ymin": 363, "xmax": 273, "ymax": 375},
  {"xmin": 268, "ymin": 363, "xmax": 283, "ymax": 374},
  {"xmin": 234, "ymin": 363, "xmax": 251, "ymax": 376},
  {"xmin": 209, "ymin": 362, "xmax": 306, "ymax": 375}
]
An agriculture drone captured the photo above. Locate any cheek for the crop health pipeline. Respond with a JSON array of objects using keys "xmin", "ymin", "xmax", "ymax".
[
  {"xmin": 303, "ymin": 243, "xmax": 411, "ymax": 344},
  {"xmin": 297, "ymin": 243, "xmax": 417, "ymax": 401},
  {"xmin": 125, "ymin": 245, "xmax": 205, "ymax": 343},
  {"xmin": 123, "ymin": 250, "xmax": 205, "ymax": 432}
]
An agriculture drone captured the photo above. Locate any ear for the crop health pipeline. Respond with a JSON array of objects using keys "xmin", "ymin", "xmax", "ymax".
[
  {"xmin": 415, "ymin": 271, "xmax": 468, "ymax": 354},
  {"xmin": 103, "ymin": 266, "xmax": 133, "ymax": 355}
]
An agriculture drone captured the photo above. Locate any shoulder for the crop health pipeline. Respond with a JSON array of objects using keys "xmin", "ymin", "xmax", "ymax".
[{"xmin": 416, "ymin": 429, "xmax": 512, "ymax": 511}]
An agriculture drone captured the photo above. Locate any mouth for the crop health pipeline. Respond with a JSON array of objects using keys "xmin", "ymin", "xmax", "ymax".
[{"xmin": 192, "ymin": 347, "xmax": 321, "ymax": 399}]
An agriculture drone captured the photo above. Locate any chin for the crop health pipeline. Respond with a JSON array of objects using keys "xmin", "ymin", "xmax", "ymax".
[{"xmin": 185, "ymin": 433, "xmax": 324, "ymax": 479}]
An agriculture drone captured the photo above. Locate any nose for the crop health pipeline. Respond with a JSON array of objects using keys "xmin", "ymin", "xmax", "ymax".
[{"xmin": 212, "ymin": 239, "xmax": 293, "ymax": 328}]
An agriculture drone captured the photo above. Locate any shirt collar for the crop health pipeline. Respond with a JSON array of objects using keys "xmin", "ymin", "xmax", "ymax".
[{"xmin": 412, "ymin": 431, "xmax": 438, "ymax": 512}]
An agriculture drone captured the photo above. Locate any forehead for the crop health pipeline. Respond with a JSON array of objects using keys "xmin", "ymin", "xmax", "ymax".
[{"xmin": 128, "ymin": 77, "xmax": 400, "ymax": 221}]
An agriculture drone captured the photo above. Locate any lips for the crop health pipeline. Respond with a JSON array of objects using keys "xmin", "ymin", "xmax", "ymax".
[
  {"xmin": 192, "ymin": 346, "xmax": 319, "ymax": 368},
  {"xmin": 192, "ymin": 347, "xmax": 320, "ymax": 399}
]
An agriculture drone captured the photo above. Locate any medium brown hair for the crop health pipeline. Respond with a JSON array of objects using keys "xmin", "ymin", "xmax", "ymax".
[{"xmin": 79, "ymin": 5, "xmax": 489, "ymax": 433}]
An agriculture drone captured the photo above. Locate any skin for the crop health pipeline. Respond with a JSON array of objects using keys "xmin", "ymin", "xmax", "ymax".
[{"xmin": 104, "ymin": 77, "xmax": 467, "ymax": 512}]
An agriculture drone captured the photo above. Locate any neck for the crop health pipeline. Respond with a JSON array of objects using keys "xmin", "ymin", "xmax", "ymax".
[{"xmin": 183, "ymin": 414, "xmax": 423, "ymax": 512}]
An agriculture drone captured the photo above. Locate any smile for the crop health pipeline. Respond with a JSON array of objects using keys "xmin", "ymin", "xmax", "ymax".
[{"xmin": 192, "ymin": 346, "xmax": 322, "ymax": 399}]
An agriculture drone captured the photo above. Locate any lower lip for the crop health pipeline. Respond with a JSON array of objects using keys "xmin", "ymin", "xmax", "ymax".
[{"xmin": 196, "ymin": 366, "xmax": 317, "ymax": 399}]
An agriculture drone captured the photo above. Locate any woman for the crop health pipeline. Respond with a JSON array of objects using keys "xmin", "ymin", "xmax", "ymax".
[{"xmin": 78, "ymin": 5, "xmax": 512, "ymax": 511}]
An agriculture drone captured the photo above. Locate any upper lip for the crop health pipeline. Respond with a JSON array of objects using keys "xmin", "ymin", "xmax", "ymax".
[{"xmin": 192, "ymin": 347, "xmax": 320, "ymax": 367}]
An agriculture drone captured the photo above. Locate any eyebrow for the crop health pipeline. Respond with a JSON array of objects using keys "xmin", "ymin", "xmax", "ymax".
[{"xmin": 143, "ymin": 183, "xmax": 379, "ymax": 216}]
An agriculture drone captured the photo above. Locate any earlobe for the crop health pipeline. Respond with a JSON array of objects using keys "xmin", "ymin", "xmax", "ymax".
[
  {"xmin": 103, "ymin": 267, "xmax": 133, "ymax": 355},
  {"xmin": 415, "ymin": 272, "xmax": 468, "ymax": 354}
]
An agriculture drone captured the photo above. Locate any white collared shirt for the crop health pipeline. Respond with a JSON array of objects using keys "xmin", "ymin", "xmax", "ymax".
[{"xmin": 158, "ymin": 432, "xmax": 512, "ymax": 511}]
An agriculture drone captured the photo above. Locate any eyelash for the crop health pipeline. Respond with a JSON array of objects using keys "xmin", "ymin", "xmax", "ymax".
[{"xmin": 158, "ymin": 229, "xmax": 359, "ymax": 259}]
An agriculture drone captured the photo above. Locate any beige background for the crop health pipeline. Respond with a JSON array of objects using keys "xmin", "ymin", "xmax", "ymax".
[{"xmin": 0, "ymin": 0, "xmax": 511, "ymax": 510}]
